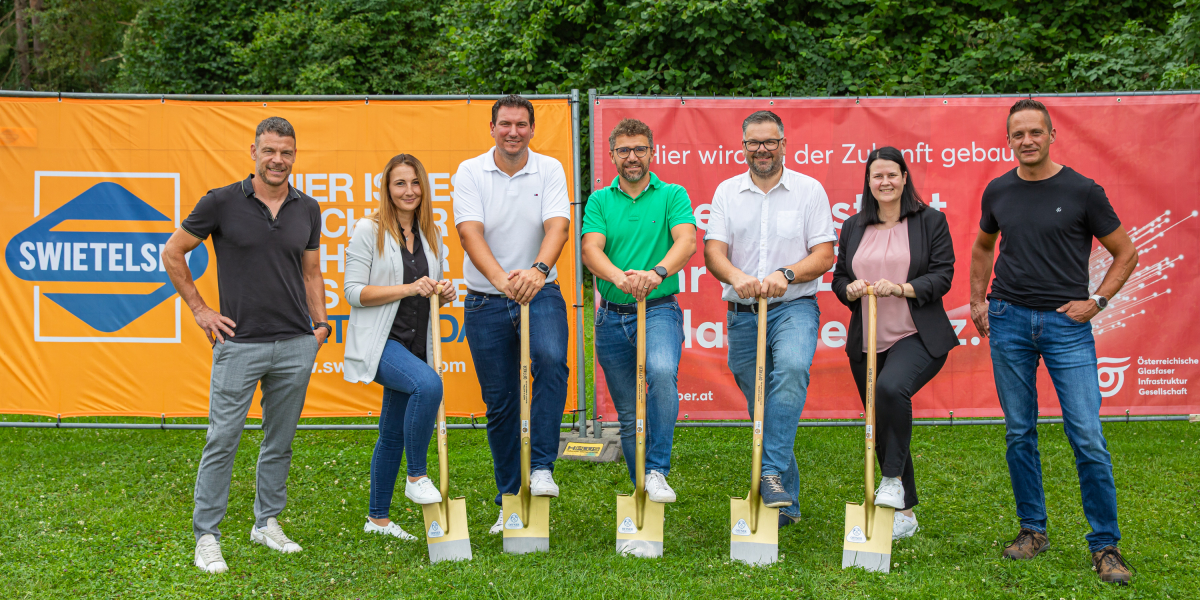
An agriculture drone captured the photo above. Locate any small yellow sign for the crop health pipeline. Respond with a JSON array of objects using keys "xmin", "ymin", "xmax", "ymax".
[{"xmin": 562, "ymin": 442, "xmax": 604, "ymax": 457}]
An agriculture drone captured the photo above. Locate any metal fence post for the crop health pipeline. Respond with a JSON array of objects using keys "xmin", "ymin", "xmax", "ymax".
[{"xmin": 570, "ymin": 89, "xmax": 588, "ymax": 438}]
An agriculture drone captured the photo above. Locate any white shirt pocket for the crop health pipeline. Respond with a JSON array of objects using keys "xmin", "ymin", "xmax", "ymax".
[{"xmin": 775, "ymin": 210, "xmax": 803, "ymax": 239}]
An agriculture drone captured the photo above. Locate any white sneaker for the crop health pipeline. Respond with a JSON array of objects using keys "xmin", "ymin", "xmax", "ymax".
[
  {"xmin": 645, "ymin": 470, "xmax": 677, "ymax": 503},
  {"xmin": 488, "ymin": 509, "xmax": 504, "ymax": 535},
  {"xmin": 363, "ymin": 518, "xmax": 417, "ymax": 541},
  {"xmin": 404, "ymin": 477, "xmax": 443, "ymax": 505},
  {"xmin": 875, "ymin": 476, "xmax": 905, "ymax": 509},
  {"xmin": 893, "ymin": 512, "xmax": 919, "ymax": 540},
  {"xmin": 194, "ymin": 534, "xmax": 228, "ymax": 574},
  {"xmin": 250, "ymin": 517, "xmax": 302, "ymax": 553},
  {"xmin": 529, "ymin": 469, "xmax": 559, "ymax": 497}
]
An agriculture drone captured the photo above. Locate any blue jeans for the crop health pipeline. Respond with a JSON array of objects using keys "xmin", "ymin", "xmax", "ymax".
[
  {"xmin": 464, "ymin": 283, "xmax": 570, "ymax": 505},
  {"xmin": 368, "ymin": 340, "xmax": 443, "ymax": 519},
  {"xmin": 726, "ymin": 297, "xmax": 819, "ymax": 519},
  {"xmin": 988, "ymin": 298, "xmax": 1120, "ymax": 552},
  {"xmin": 595, "ymin": 298, "xmax": 684, "ymax": 486}
]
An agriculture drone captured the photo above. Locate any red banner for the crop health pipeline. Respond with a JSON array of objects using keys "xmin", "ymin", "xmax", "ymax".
[{"xmin": 591, "ymin": 95, "xmax": 1199, "ymax": 420}]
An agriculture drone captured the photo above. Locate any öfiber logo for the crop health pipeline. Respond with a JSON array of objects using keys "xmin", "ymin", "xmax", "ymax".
[{"xmin": 5, "ymin": 181, "xmax": 208, "ymax": 334}]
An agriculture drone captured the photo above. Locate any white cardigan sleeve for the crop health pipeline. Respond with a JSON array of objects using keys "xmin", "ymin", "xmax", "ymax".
[{"xmin": 343, "ymin": 219, "xmax": 377, "ymax": 309}]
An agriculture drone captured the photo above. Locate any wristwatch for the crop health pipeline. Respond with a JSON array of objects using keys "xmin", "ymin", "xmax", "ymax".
[
  {"xmin": 1089, "ymin": 294, "xmax": 1109, "ymax": 310},
  {"xmin": 776, "ymin": 267, "xmax": 795, "ymax": 283},
  {"xmin": 314, "ymin": 322, "xmax": 333, "ymax": 336},
  {"xmin": 532, "ymin": 262, "xmax": 550, "ymax": 275},
  {"xmin": 653, "ymin": 265, "xmax": 669, "ymax": 279}
]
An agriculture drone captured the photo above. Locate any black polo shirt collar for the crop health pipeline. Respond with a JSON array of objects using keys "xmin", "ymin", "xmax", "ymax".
[{"xmin": 240, "ymin": 174, "xmax": 302, "ymax": 228}]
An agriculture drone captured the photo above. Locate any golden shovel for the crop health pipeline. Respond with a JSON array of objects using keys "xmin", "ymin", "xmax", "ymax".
[
  {"xmin": 842, "ymin": 286, "xmax": 894, "ymax": 573},
  {"xmin": 615, "ymin": 297, "xmax": 665, "ymax": 558},
  {"xmin": 501, "ymin": 302, "xmax": 551, "ymax": 554},
  {"xmin": 421, "ymin": 285, "xmax": 472, "ymax": 563},
  {"xmin": 729, "ymin": 296, "xmax": 779, "ymax": 566}
]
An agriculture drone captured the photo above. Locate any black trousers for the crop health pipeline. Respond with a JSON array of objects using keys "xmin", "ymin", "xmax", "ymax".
[{"xmin": 848, "ymin": 334, "xmax": 947, "ymax": 511}]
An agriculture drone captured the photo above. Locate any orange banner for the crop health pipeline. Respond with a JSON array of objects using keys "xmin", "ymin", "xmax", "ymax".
[{"xmin": 0, "ymin": 97, "xmax": 578, "ymax": 418}]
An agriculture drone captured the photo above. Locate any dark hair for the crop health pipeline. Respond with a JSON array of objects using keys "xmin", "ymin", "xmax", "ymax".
[
  {"xmin": 1007, "ymin": 98, "xmax": 1052, "ymax": 132},
  {"xmin": 859, "ymin": 146, "xmax": 926, "ymax": 226},
  {"xmin": 256, "ymin": 116, "xmax": 295, "ymax": 141},
  {"xmin": 741, "ymin": 110, "xmax": 784, "ymax": 136},
  {"xmin": 491, "ymin": 94, "xmax": 535, "ymax": 126},
  {"xmin": 608, "ymin": 118, "xmax": 654, "ymax": 150}
]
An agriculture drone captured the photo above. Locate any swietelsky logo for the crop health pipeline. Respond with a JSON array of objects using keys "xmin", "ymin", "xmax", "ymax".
[{"xmin": 4, "ymin": 172, "xmax": 208, "ymax": 342}]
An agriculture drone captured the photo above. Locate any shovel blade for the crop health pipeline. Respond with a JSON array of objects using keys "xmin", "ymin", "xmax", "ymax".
[
  {"xmin": 842, "ymin": 502, "xmax": 893, "ymax": 573},
  {"xmin": 421, "ymin": 497, "xmax": 472, "ymax": 563},
  {"xmin": 729, "ymin": 497, "xmax": 778, "ymax": 566},
  {"xmin": 500, "ymin": 493, "xmax": 550, "ymax": 554},
  {"xmin": 614, "ymin": 494, "xmax": 664, "ymax": 558}
]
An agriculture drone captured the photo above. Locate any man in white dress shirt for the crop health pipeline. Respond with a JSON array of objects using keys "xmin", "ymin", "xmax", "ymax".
[
  {"xmin": 703, "ymin": 110, "xmax": 837, "ymax": 528},
  {"xmin": 453, "ymin": 94, "xmax": 572, "ymax": 535}
]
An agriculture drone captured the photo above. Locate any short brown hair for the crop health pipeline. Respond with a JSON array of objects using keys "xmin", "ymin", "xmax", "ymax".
[
  {"xmin": 255, "ymin": 116, "xmax": 295, "ymax": 142},
  {"xmin": 608, "ymin": 118, "xmax": 654, "ymax": 150},
  {"xmin": 491, "ymin": 94, "xmax": 535, "ymax": 126},
  {"xmin": 1007, "ymin": 99, "xmax": 1052, "ymax": 133}
]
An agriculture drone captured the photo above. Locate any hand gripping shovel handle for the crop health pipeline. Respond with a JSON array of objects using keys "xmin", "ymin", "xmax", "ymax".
[
  {"xmin": 863, "ymin": 287, "xmax": 878, "ymax": 528},
  {"xmin": 518, "ymin": 302, "xmax": 532, "ymax": 522},
  {"xmin": 749, "ymin": 296, "xmax": 768, "ymax": 534},
  {"xmin": 634, "ymin": 297, "xmax": 647, "ymax": 529}
]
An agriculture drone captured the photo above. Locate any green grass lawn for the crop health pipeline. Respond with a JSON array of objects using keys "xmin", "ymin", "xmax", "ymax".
[{"xmin": 1, "ymin": 417, "xmax": 1197, "ymax": 599}]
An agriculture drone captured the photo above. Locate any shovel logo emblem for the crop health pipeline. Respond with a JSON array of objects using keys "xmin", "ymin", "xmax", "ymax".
[
  {"xmin": 505, "ymin": 512, "xmax": 524, "ymax": 529},
  {"xmin": 846, "ymin": 526, "xmax": 867, "ymax": 544},
  {"xmin": 427, "ymin": 521, "xmax": 444, "ymax": 538},
  {"xmin": 731, "ymin": 519, "xmax": 751, "ymax": 536},
  {"xmin": 618, "ymin": 517, "xmax": 637, "ymax": 534}
]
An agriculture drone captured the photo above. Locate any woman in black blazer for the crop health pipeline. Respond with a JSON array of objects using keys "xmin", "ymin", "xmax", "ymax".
[{"xmin": 832, "ymin": 146, "xmax": 958, "ymax": 541}]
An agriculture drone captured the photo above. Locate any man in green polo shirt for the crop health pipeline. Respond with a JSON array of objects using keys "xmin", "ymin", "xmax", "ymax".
[{"xmin": 582, "ymin": 118, "xmax": 697, "ymax": 502}]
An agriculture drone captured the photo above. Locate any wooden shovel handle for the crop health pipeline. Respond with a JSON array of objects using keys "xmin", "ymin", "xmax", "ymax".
[{"xmin": 864, "ymin": 286, "xmax": 877, "ymax": 508}]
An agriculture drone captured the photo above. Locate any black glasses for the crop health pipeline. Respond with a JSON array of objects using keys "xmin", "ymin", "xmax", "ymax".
[
  {"xmin": 614, "ymin": 146, "xmax": 651, "ymax": 159},
  {"xmin": 743, "ymin": 138, "xmax": 782, "ymax": 151}
]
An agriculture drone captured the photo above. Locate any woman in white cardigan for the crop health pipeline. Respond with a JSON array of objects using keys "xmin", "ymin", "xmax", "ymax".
[{"xmin": 343, "ymin": 154, "xmax": 456, "ymax": 541}]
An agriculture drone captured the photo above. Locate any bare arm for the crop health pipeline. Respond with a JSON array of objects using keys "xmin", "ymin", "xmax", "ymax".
[
  {"xmin": 582, "ymin": 232, "xmax": 632, "ymax": 293},
  {"xmin": 507, "ymin": 216, "xmax": 571, "ymax": 304},
  {"xmin": 456, "ymin": 221, "xmax": 509, "ymax": 294},
  {"xmin": 621, "ymin": 223, "xmax": 698, "ymax": 300},
  {"xmin": 704, "ymin": 239, "xmax": 760, "ymax": 299},
  {"xmin": 1057, "ymin": 225, "xmax": 1138, "ymax": 322},
  {"xmin": 760, "ymin": 241, "xmax": 836, "ymax": 298},
  {"xmin": 969, "ymin": 230, "xmax": 1000, "ymax": 337},
  {"xmin": 301, "ymin": 251, "xmax": 330, "ymax": 345},
  {"xmin": 163, "ymin": 229, "xmax": 236, "ymax": 344}
]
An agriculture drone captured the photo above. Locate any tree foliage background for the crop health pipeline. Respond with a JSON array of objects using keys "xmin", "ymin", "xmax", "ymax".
[
  {"xmin": 1, "ymin": 0, "xmax": 1197, "ymax": 95},
  {"xmin": 0, "ymin": 0, "xmax": 1197, "ymax": 194}
]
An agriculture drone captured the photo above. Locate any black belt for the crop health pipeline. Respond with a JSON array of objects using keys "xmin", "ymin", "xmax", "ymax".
[
  {"xmin": 466, "ymin": 288, "xmax": 506, "ymax": 298},
  {"xmin": 466, "ymin": 282, "xmax": 559, "ymax": 299},
  {"xmin": 599, "ymin": 295, "xmax": 676, "ymax": 315},
  {"xmin": 728, "ymin": 296, "xmax": 814, "ymax": 314}
]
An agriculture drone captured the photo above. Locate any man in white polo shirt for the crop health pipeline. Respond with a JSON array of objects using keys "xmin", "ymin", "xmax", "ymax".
[
  {"xmin": 453, "ymin": 94, "xmax": 572, "ymax": 535},
  {"xmin": 703, "ymin": 110, "xmax": 837, "ymax": 529}
]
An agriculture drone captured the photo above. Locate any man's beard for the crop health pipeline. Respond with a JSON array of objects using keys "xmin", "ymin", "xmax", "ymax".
[
  {"xmin": 619, "ymin": 161, "xmax": 646, "ymax": 183},
  {"xmin": 748, "ymin": 151, "xmax": 782, "ymax": 178}
]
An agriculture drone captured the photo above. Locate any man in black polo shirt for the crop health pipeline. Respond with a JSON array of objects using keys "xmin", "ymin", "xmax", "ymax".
[
  {"xmin": 969, "ymin": 99, "xmax": 1138, "ymax": 584},
  {"xmin": 163, "ymin": 116, "xmax": 329, "ymax": 574}
]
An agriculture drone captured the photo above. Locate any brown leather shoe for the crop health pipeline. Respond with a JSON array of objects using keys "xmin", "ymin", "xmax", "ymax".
[
  {"xmin": 1092, "ymin": 546, "xmax": 1133, "ymax": 585},
  {"xmin": 1001, "ymin": 528, "xmax": 1048, "ymax": 560}
]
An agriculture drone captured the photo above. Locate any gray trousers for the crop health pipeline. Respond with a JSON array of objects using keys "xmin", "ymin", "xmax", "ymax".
[{"xmin": 193, "ymin": 334, "xmax": 319, "ymax": 541}]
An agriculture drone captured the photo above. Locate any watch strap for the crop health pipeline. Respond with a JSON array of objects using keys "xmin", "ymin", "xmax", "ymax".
[
  {"xmin": 532, "ymin": 261, "xmax": 550, "ymax": 275},
  {"xmin": 776, "ymin": 267, "xmax": 795, "ymax": 283},
  {"xmin": 1089, "ymin": 294, "xmax": 1108, "ymax": 310}
]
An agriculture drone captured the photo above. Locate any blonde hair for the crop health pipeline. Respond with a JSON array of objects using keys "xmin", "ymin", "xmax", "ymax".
[{"xmin": 372, "ymin": 154, "xmax": 440, "ymax": 261}]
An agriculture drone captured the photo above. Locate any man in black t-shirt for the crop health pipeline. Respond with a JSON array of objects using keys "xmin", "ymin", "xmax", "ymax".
[
  {"xmin": 969, "ymin": 99, "xmax": 1139, "ymax": 584},
  {"xmin": 162, "ymin": 117, "xmax": 330, "ymax": 575}
]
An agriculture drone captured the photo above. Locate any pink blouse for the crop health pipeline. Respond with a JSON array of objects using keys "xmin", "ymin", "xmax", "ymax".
[{"xmin": 852, "ymin": 221, "xmax": 918, "ymax": 352}]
